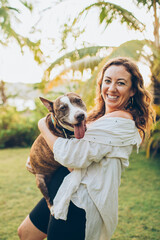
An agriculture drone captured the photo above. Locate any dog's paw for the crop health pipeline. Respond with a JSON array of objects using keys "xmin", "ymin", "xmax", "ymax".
[{"xmin": 50, "ymin": 205, "xmax": 54, "ymax": 215}]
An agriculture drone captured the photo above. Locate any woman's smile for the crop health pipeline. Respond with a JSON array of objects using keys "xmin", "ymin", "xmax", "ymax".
[
  {"xmin": 101, "ymin": 65, "xmax": 135, "ymax": 113},
  {"xmin": 107, "ymin": 94, "xmax": 119, "ymax": 100}
]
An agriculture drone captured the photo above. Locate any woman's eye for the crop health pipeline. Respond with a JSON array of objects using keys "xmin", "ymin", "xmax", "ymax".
[
  {"xmin": 118, "ymin": 82, "xmax": 125, "ymax": 86},
  {"xmin": 105, "ymin": 79, "xmax": 111, "ymax": 84}
]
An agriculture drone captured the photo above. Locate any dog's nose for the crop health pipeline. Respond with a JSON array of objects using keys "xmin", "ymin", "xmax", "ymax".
[{"xmin": 76, "ymin": 113, "xmax": 85, "ymax": 122}]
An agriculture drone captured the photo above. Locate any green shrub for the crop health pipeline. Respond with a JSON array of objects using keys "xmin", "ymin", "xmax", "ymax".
[
  {"xmin": 146, "ymin": 120, "xmax": 160, "ymax": 158},
  {"xmin": 0, "ymin": 106, "xmax": 40, "ymax": 148}
]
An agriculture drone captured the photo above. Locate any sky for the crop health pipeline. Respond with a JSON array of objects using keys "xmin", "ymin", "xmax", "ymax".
[{"xmin": 0, "ymin": 0, "xmax": 155, "ymax": 86}]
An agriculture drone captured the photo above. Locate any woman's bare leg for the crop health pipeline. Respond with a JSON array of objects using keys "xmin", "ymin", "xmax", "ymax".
[
  {"xmin": 17, "ymin": 167, "xmax": 70, "ymax": 240},
  {"xmin": 18, "ymin": 215, "xmax": 47, "ymax": 240}
]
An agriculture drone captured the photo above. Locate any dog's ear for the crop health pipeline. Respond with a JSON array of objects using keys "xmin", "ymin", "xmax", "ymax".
[{"xmin": 39, "ymin": 97, "xmax": 54, "ymax": 112}]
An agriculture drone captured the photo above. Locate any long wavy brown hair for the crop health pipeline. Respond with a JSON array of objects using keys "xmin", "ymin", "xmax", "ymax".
[{"xmin": 87, "ymin": 57, "xmax": 155, "ymax": 140}]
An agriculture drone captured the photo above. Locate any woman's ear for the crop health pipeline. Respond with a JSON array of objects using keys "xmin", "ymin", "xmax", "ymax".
[
  {"xmin": 130, "ymin": 88, "xmax": 136, "ymax": 97},
  {"xmin": 39, "ymin": 97, "xmax": 54, "ymax": 112}
]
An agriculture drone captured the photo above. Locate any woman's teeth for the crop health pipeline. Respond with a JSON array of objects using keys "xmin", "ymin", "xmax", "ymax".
[{"xmin": 107, "ymin": 95, "xmax": 118, "ymax": 99}]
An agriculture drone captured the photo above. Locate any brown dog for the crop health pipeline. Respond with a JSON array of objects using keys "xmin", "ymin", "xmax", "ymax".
[{"xmin": 26, "ymin": 92, "xmax": 87, "ymax": 208}]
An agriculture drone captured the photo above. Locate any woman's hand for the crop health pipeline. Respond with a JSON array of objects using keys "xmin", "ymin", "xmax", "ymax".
[
  {"xmin": 68, "ymin": 168, "xmax": 74, "ymax": 172},
  {"xmin": 38, "ymin": 117, "xmax": 47, "ymax": 132},
  {"xmin": 38, "ymin": 117, "xmax": 58, "ymax": 151}
]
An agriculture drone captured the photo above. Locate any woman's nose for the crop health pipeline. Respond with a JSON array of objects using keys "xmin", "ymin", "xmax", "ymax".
[{"xmin": 108, "ymin": 83, "xmax": 116, "ymax": 92}]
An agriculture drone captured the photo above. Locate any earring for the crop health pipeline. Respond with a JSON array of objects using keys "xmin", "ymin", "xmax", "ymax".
[
  {"xmin": 128, "ymin": 97, "xmax": 134, "ymax": 109},
  {"xmin": 130, "ymin": 96, "xmax": 134, "ymax": 105}
]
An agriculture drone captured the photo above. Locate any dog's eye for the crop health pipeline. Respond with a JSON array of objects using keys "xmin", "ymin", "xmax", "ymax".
[
  {"xmin": 74, "ymin": 98, "xmax": 81, "ymax": 103},
  {"xmin": 60, "ymin": 105, "xmax": 67, "ymax": 111}
]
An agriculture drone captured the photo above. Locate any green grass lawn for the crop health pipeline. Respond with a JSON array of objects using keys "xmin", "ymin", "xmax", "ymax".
[{"xmin": 0, "ymin": 148, "xmax": 159, "ymax": 240}]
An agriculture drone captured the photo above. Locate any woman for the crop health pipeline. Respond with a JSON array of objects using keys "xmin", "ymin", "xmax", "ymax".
[{"xmin": 18, "ymin": 57, "xmax": 154, "ymax": 240}]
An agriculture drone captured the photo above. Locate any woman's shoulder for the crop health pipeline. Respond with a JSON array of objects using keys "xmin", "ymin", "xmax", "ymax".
[
  {"xmin": 89, "ymin": 111, "xmax": 135, "ymax": 130},
  {"xmin": 105, "ymin": 110, "xmax": 133, "ymax": 120}
]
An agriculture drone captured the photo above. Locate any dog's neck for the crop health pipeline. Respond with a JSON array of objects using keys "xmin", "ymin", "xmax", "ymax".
[{"xmin": 51, "ymin": 113, "xmax": 74, "ymax": 138}]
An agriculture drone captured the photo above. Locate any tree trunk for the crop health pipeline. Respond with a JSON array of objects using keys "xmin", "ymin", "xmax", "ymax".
[
  {"xmin": 152, "ymin": 75, "xmax": 160, "ymax": 105},
  {"xmin": 0, "ymin": 80, "xmax": 7, "ymax": 105},
  {"xmin": 153, "ymin": 0, "xmax": 160, "ymax": 48}
]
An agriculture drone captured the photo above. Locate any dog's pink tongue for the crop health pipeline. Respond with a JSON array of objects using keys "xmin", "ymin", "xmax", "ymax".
[{"xmin": 74, "ymin": 120, "xmax": 86, "ymax": 139}]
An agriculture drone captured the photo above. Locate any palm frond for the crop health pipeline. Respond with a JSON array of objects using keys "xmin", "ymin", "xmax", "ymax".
[
  {"xmin": 42, "ymin": 46, "xmax": 111, "ymax": 82},
  {"xmin": 73, "ymin": 2, "xmax": 145, "ymax": 32},
  {"xmin": 77, "ymin": 56, "xmax": 110, "ymax": 109},
  {"xmin": 69, "ymin": 56, "xmax": 102, "ymax": 72},
  {"xmin": 78, "ymin": 40, "xmax": 147, "ymax": 107},
  {"xmin": 0, "ymin": 1, "xmax": 43, "ymax": 63},
  {"xmin": 7, "ymin": 7, "xmax": 20, "ymax": 13},
  {"xmin": 44, "ymin": 56, "xmax": 104, "ymax": 93},
  {"xmin": 144, "ymin": 40, "xmax": 160, "ymax": 83},
  {"xmin": 5, "ymin": 26, "xmax": 44, "ymax": 63},
  {"xmin": 47, "ymin": 46, "xmax": 110, "ymax": 70},
  {"xmin": 145, "ymin": 40, "xmax": 160, "ymax": 58},
  {"xmin": 43, "ymin": 40, "xmax": 147, "ymax": 105},
  {"xmin": 108, "ymin": 39, "xmax": 146, "ymax": 60},
  {"xmin": 19, "ymin": 0, "xmax": 33, "ymax": 11}
]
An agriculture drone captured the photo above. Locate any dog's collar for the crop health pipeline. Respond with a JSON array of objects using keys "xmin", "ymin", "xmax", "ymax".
[
  {"xmin": 57, "ymin": 120, "xmax": 74, "ymax": 132},
  {"xmin": 51, "ymin": 114, "xmax": 55, "ymax": 125},
  {"xmin": 51, "ymin": 113, "xmax": 74, "ymax": 138}
]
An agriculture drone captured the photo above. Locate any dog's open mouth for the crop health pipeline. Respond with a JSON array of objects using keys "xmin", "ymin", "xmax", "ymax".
[{"xmin": 74, "ymin": 120, "xmax": 86, "ymax": 139}]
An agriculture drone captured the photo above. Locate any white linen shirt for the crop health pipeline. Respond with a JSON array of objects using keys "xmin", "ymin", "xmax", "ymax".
[{"xmin": 52, "ymin": 117, "xmax": 142, "ymax": 240}]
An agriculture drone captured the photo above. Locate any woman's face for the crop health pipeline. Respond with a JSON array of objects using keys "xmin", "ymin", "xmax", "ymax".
[{"xmin": 101, "ymin": 65, "xmax": 135, "ymax": 114}]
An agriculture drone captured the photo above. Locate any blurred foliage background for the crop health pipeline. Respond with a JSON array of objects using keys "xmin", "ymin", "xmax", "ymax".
[{"xmin": 0, "ymin": 0, "xmax": 160, "ymax": 158}]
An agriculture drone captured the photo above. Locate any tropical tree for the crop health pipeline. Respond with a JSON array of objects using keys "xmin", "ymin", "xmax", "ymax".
[
  {"xmin": 134, "ymin": 0, "xmax": 160, "ymax": 106},
  {"xmin": 0, "ymin": 0, "xmax": 44, "ymax": 63},
  {"xmin": 43, "ymin": 0, "xmax": 160, "ymax": 108}
]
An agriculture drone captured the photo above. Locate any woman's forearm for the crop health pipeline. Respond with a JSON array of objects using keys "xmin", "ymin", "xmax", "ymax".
[
  {"xmin": 38, "ymin": 117, "xmax": 58, "ymax": 151},
  {"xmin": 38, "ymin": 118, "xmax": 73, "ymax": 172}
]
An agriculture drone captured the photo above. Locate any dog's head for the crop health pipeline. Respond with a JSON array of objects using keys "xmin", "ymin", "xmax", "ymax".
[{"xmin": 40, "ymin": 93, "xmax": 87, "ymax": 139}]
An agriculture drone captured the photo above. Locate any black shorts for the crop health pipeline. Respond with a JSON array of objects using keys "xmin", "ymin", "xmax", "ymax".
[{"xmin": 29, "ymin": 166, "xmax": 86, "ymax": 240}]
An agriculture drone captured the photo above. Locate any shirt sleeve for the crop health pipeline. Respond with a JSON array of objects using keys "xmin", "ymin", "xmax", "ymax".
[{"xmin": 53, "ymin": 137, "xmax": 112, "ymax": 169}]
